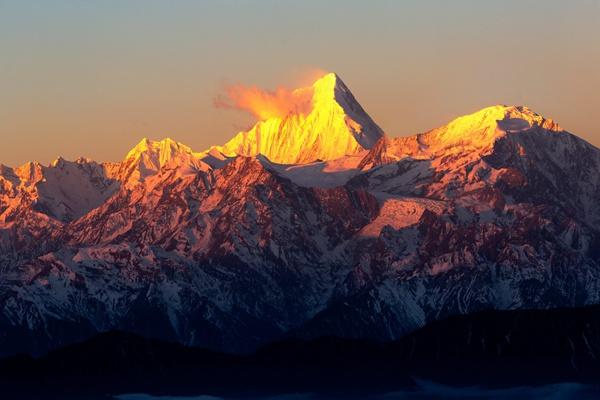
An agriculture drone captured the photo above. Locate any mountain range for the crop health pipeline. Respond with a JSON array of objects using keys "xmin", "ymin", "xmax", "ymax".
[{"xmin": 1, "ymin": 72, "xmax": 600, "ymax": 357}]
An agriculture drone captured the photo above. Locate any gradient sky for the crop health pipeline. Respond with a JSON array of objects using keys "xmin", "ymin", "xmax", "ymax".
[{"xmin": 1, "ymin": 0, "xmax": 599, "ymax": 166}]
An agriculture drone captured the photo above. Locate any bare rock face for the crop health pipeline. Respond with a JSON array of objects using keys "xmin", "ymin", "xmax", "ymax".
[{"xmin": 1, "ymin": 75, "xmax": 600, "ymax": 356}]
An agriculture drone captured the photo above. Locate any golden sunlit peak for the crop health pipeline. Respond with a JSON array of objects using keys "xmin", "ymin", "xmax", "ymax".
[
  {"xmin": 218, "ymin": 71, "xmax": 383, "ymax": 164},
  {"xmin": 444, "ymin": 105, "xmax": 562, "ymax": 135},
  {"xmin": 128, "ymin": 137, "xmax": 151, "ymax": 152},
  {"xmin": 115, "ymin": 137, "xmax": 211, "ymax": 186},
  {"xmin": 421, "ymin": 104, "xmax": 564, "ymax": 153},
  {"xmin": 311, "ymin": 72, "xmax": 339, "ymax": 89},
  {"xmin": 311, "ymin": 72, "xmax": 347, "ymax": 96},
  {"xmin": 51, "ymin": 156, "xmax": 66, "ymax": 168},
  {"xmin": 125, "ymin": 137, "xmax": 194, "ymax": 161},
  {"xmin": 129, "ymin": 137, "xmax": 178, "ymax": 151}
]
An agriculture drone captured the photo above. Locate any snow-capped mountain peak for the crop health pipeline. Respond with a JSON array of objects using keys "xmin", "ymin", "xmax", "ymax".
[
  {"xmin": 218, "ymin": 72, "xmax": 384, "ymax": 164},
  {"xmin": 114, "ymin": 137, "xmax": 209, "ymax": 186},
  {"xmin": 0, "ymin": 158, "xmax": 117, "ymax": 223},
  {"xmin": 124, "ymin": 137, "xmax": 197, "ymax": 166},
  {"xmin": 421, "ymin": 105, "xmax": 562, "ymax": 153},
  {"xmin": 359, "ymin": 105, "xmax": 566, "ymax": 170}
]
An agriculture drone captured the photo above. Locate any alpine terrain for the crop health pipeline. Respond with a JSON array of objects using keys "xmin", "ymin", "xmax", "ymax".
[{"xmin": 2, "ymin": 72, "xmax": 600, "ymax": 357}]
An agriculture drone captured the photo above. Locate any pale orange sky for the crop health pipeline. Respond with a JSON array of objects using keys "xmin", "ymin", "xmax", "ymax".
[{"xmin": 1, "ymin": 0, "xmax": 599, "ymax": 166}]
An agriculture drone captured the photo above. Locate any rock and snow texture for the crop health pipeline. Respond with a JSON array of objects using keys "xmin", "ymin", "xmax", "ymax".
[
  {"xmin": 1, "ymin": 74, "xmax": 600, "ymax": 356},
  {"xmin": 111, "ymin": 137, "xmax": 212, "ymax": 187},
  {"xmin": 219, "ymin": 73, "xmax": 384, "ymax": 164},
  {"xmin": 0, "ymin": 158, "xmax": 117, "ymax": 223}
]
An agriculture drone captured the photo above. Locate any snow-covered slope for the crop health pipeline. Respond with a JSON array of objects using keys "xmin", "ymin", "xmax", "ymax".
[
  {"xmin": 218, "ymin": 73, "xmax": 384, "ymax": 164},
  {"xmin": 0, "ymin": 158, "xmax": 118, "ymax": 223},
  {"xmin": 357, "ymin": 105, "xmax": 600, "ymax": 222},
  {"xmin": 360, "ymin": 105, "xmax": 561, "ymax": 167},
  {"xmin": 110, "ymin": 138, "xmax": 211, "ymax": 188},
  {"xmin": 1, "ymin": 97, "xmax": 600, "ymax": 357},
  {"xmin": 267, "ymin": 152, "xmax": 366, "ymax": 188}
]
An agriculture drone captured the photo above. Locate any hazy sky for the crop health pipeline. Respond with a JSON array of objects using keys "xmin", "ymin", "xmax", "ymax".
[{"xmin": 1, "ymin": 0, "xmax": 599, "ymax": 166}]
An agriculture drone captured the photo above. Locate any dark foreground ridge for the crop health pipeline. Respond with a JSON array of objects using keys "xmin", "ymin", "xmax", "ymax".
[{"xmin": 2, "ymin": 305, "xmax": 600, "ymax": 399}]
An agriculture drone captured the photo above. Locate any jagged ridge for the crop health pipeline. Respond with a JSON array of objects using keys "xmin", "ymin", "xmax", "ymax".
[
  {"xmin": 1, "ymin": 75, "xmax": 600, "ymax": 357},
  {"xmin": 218, "ymin": 73, "xmax": 384, "ymax": 164}
]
